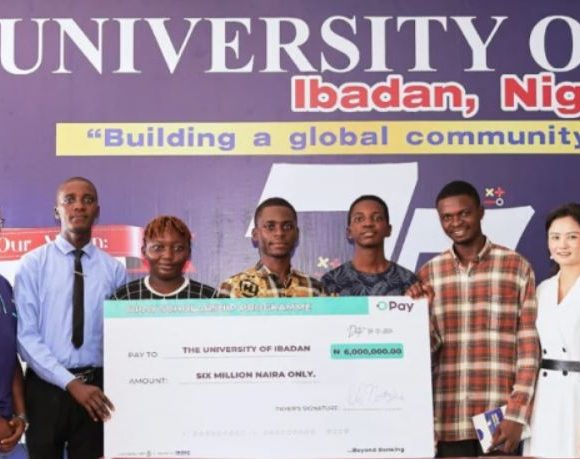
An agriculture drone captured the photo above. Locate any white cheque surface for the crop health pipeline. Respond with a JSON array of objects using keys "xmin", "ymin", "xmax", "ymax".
[{"xmin": 104, "ymin": 296, "xmax": 433, "ymax": 459}]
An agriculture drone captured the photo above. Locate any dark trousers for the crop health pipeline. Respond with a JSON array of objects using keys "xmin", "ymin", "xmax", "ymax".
[
  {"xmin": 437, "ymin": 440, "xmax": 521, "ymax": 457},
  {"xmin": 25, "ymin": 369, "xmax": 103, "ymax": 459}
]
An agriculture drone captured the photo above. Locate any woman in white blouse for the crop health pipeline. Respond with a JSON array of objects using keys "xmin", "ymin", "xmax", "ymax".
[{"xmin": 524, "ymin": 203, "xmax": 580, "ymax": 458}]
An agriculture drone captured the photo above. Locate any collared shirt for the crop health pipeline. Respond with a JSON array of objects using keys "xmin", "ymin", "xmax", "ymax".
[
  {"xmin": 15, "ymin": 235, "xmax": 127, "ymax": 390},
  {"xmin": 322, "ymin": 261, "xmax": 417, "ymax": 296},
  {"xmin": 0, "ymin": 275, "xmax": 16, "ymax": 419},
  {"xmin": 418, "ymin": 238, "xmax": 540, "ymax": 442},
  {"xmin": 112, "ymin": 276, "xmax": 216, "ymax": 300},
  {"xmin": 218, "ymin": 262, "xmax": 325, "ymax": 298}
]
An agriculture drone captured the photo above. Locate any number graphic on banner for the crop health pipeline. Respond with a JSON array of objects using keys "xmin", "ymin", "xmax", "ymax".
[
  {"xmin": 251, "ymin": 163, "xmax": 534, "ymax": 271},
  {"xmin": 247, "ymin": 163, "xmax": 419, "ymax": 258}
]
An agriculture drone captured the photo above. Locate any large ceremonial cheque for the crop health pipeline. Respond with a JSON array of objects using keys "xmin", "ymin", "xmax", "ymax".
[
  {"xmin": 103, "ymin": 296, "xmax": 433, "ymax": 459},
  {"xmin": 1, "ymin": 0, "xmax": 579, "ymax": 286}
]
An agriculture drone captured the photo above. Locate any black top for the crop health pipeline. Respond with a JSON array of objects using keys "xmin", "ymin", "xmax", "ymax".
[
  {"xmin": 322, "ymin": 261, "xmax": 417, "ymax": 296},
  {"xmin": 112, "ymin": 277, "xmax": 216, "ymax": 300}
]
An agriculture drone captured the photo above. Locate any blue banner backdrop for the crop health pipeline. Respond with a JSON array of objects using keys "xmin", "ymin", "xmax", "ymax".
[{"xmin": 0, "ymin": 0, "xmax": 579, "ymax": 286}]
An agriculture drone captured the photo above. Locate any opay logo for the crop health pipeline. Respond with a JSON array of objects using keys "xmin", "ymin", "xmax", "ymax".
[{"xmin": 375, "ymin": 300, "xmax": 414, "ymax": 313}]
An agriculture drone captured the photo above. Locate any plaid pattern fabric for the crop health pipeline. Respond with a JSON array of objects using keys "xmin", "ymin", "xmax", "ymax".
[
  {"xmin": 112, "ymin": 277, "xmax": 216, "ymax": 300},
  {"xmin": 218, "ymin": 262, "xmax": 325, "ymax": 298},
  {"xmin": 418, "ymin": 239, "xmax": 540, "ymax": 442}
]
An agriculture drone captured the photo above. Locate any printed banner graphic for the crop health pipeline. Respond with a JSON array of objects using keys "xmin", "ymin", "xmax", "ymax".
[{"xmin": 0, "ymin": 0, "xmax": 578, "ymax": 287}]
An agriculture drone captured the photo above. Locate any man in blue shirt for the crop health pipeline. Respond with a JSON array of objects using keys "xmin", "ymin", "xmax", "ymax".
[
  {"xmin": 0, "ymin": 272, "xmax": 26, "ymax": 456},
  {"xmin": 15, "ymin": 177, "xmax": 126, "ymax": 459}
]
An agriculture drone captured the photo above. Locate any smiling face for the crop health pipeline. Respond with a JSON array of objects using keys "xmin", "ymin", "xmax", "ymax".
[
  {"xmin": 437, "ymin": 194, "xmax": 484, "ymax": 247},
  {"xmin": 347, "ymin": 199, "xmax": 391, "ymax": 249},
  {"xmin": 252, "ymin": 205, "xmax": 298, "ymax": 262},
  {"xmin": 55, "ymin": 179, "xmax": 100, "ymax": 243},
  {"xmin": 548, "ymin": 216, "xmax": 580, "ymax": 269},
  {"xmin": 142, "ymin": 228, "xmax": 191, "ymax": 283}
]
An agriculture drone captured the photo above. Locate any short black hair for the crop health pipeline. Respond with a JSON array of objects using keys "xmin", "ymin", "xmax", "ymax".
[
  {"xmin": 347, "ymin": 195, "xmax": 389, "ymax": 225},
  {"xmin": 436, "ymin": 180, "xmax": 480, "ymax": 207},
  {"xmin": 56, "ymin": 176, "xmax": 99, "ymax": 203},
  {"xmin": 254, "ymin": 197, "xmax": 297, "ymax": 225},
  {"xmin": 545, "ymin": 202, "xmax": 580, "ymax": 233}
]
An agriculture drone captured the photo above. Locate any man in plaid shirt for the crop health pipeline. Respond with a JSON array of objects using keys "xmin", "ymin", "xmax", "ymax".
[{"xmin": 413, "ymin": 180, "xmax": 540, "ymax": 457}]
